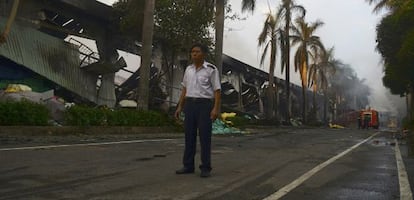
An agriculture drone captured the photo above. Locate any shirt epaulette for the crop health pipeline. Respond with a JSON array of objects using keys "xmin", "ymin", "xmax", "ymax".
[{"xmin": 206, "ymin": 64, "xmax": 216, "ymax": 70}]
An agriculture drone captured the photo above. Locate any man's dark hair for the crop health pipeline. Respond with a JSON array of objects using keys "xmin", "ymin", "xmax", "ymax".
[{"xmin": 190, "ymin": 43, "xmax": 209, "ymax": 54}]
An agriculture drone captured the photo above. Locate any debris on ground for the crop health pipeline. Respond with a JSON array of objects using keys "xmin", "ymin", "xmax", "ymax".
[
  {"xmin": 290, "ymin": 118, "xmax": 302, "ymax": 127},
  {"xmin": 0, "ymin": 84, "xmax": 69, "ymax": 124},
  {"xmin": 212, "ymin": 119, "xmax": 244, "ymax": 135},
  {"xmin": 329, "ymin": 123, "xmax": 345, "ymax": 129},
  {"xmin": 119, "ymin": 99, "xmax": 137, "ymax": 108},
  {"xmin": 221, "ymin": 112, "xmax": 237, "ymax": 126}
]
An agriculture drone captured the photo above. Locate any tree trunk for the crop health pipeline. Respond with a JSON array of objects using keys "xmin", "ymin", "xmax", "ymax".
[
  {"xmin": 275, "ymin": 84, "xmax": 279, "ymax": 118},
  {"xmin": 266, "ymin": 86, "xmax": 275, "ymax": 119},
  {"xmin": 285, "ymin": 22, "xmax": 291, "ymax": 122},
  {"xmin": 137, "ymin": 0, "xmax": 155, "ymax": 110},
  {"xmin": 215, "ymin": 0, "xmax": 224, "ymax": 75},
  {"xmin": 301, "ymin": 86, "xmax": 306, "ymax": 123},
  {"xmin": 238, "ymin": 73, "xmax": 243, "ymax": 111},
  {"xmin": 301, "ymin": 62, "xmax": 307, "ymax": 123},
  {"xmin": 312, "ymin": 84, "xmax": 317, "ymax": 111},
  {"xmin": 312, "ymin": 84, "xmax": 317, "ymax": 121},
  {"xmin": 259, "ymin": 95, "xmax": 264, "ymax": 115},
  {"xmin": 267, "ymin": 40, "xmax": 277, "ymax": 119},
  {"xmin": 410, "ymin": 86, "xmax": 414, "ymax": 121},
  {"xmin": 323, "ymin": 90, "xmax": 328, "ymax": 124},
  {"xmin": 215, "ymin": 0, "xmax": 224, "ymax": 112},
  {"xmin": 0, "ymin": 0, "xmax": 20, "ymax": 45}
]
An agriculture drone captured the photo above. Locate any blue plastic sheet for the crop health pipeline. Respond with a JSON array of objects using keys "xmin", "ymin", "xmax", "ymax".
[{"xmin": 212, "ymin": 119, "xmax": 244, "ymax": 135}]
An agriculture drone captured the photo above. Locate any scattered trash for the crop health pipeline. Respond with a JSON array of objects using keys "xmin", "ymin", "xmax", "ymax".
[
  {"xmin": 212, "ymin": 119, "xmax": 244, "ymax": 135},
  {"xmin": 4, "ymin": 84, "xmax": 32, "ymax": 92},
  {"xmin": 119, "ymin": 99, "xmax": 137, "ymax": 108},
  {"xmin": 290, "ymin": 118, "xmax": 302, "ymax": 127},
  {"xmin": 221, "ymin": 112, "xmax": 236, "ymax": 126},
  {"xmin": 329, "ymin": 123, "xmax": 344, "ymax": 129},
  {"xmin": 1, "ymin": 85, "xmax": 74, "ymax": 124},
  {"xmin": 1, "ymin": 88, "xmax": 54, "ymax": 103},
  {"xmin": 176, "ymin": 112, "xmax": 244, "ymax": 135}
]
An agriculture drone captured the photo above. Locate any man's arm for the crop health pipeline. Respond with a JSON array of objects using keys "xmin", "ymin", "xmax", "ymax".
[
  {"xmin": 210, "ymin": 89, "xmax": 221, "ymax": 120},
  {"xmin": 174, "ymin": 87, "xmax": 187, "ymax": 119}
]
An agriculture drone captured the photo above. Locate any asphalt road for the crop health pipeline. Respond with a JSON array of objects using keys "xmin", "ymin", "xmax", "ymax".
[{"xmin": 0, "ymin": 127, "xmax": 412, "ymax": 200}]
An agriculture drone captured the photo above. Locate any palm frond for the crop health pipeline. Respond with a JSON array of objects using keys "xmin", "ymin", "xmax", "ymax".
[
  {"xmin": 260, "ymin": 42, "xmax": 271, "ymax": 66},
  {"xmin": 242, "ymin": 0, "xmax": 256, "ymax": 13}
]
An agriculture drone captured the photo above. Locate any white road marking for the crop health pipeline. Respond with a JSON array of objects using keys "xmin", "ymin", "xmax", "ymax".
[
  {"xmin": 263, "ymin": 132, "xmax": 380, "ymax": 200},
  {"xmin": 0, "ymin": 139, "xmax": 175, "ymax": 151},
  {"xmin": 394, "ymin": 139, "xmax": 413, "ymax": 200}
]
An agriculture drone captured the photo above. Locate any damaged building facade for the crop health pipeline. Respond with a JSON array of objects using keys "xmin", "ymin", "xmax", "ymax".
[
  {"xmin": 0, "ymin": 0, "xmax": 322, "ymax": 121},
  {"xmin": 0, "ymin": 0, "xmax": 128, "ymax": 107}
]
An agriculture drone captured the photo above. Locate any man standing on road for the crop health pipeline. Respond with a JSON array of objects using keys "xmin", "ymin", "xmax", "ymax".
[{"xmin": 174, "ymin": 43, "xmax": 221, "ymax": 178}]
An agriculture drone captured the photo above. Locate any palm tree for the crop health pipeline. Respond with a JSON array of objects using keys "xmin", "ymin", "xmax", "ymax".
[
  {"xmin": 276, "ymin": 0, "xmax": 305, "ymax": 122},
  {"xmin": 365, "ymin": 0, "xmax": 408, "ymax": 13},
  {"xmin": 308, "ymin": 47, "xmax": 339, "ymax": 123},
  {"xmin": 291, "ymin": 16, "xmax": 324, "ymax": 123},
  {"xmin": 307, "ymin": 45, "xmax": 325, "ymax": 120},
  {"xmin": 242, "ymin": 0, "xmax": 256, "ymax": 13},
  {"xmin": 258, "ymin": 11, "xmax": 282, "ymax": 119}
]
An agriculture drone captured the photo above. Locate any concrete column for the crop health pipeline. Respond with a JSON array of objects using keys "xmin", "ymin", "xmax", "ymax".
[{"xmin": 95, "ymin": 34, "xmax": 117, "ymax": 108}]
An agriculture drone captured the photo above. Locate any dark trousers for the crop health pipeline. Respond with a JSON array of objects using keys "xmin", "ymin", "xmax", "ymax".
[{"xmin": 183, "ymin": 99, "xmax": 213, "ymax": 171}]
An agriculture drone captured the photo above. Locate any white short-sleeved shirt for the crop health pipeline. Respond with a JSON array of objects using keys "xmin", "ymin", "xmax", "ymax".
[{"xmin": 182, "ymin": 61, "xmax": 221, "ymax": 99}]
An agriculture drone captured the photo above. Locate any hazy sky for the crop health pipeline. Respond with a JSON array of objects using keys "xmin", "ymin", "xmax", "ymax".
[{"xmin": 96, "ymin": 0, "xmax": 404, "ymax": 113}]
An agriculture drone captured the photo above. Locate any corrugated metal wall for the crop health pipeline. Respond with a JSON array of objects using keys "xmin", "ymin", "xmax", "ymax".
[{"xmin": 0, "ymin": 17, "xmax": 99, "ymax": 103}]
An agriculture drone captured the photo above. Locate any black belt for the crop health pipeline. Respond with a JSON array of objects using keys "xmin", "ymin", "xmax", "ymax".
[{"xmin": 185, "ymin": 97, "xmax": 212, "ymax": 103}]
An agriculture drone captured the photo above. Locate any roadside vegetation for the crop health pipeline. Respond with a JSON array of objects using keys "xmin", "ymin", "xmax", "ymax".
[
  {"xmin": 0, "ymin": 101, "xmax": 178, "ymax": 127},
  {"xmin": 366, "ymin": 0, "xmax": 414, "ymax": 156},
  {"xmin": 65, "ymin": 105, "xmax": 176, "ymax": 127},
  {"xmin": 0, "ymin": 100, "xmax": 49, "ymax": 126}
]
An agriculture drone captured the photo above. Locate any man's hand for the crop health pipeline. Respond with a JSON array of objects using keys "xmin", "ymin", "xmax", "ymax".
[
  {"xmin": 0, "ymin": 33, "xmax": 7, "ymax": 44},
  {"xmin": 210, "ymin": 108, "xmax": 219, "ymax": 120},
  {"xmin": 174, "ymin": 106, "xmax": 182, "ymax": 120}
]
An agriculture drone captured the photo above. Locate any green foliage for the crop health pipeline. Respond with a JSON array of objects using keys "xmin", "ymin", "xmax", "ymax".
[
  {"xmin": 64, "ymin": 105, "xmax": 175, "ymax": 126},
  {"xmin": 402, "ymin": 117, "xmax": 414, "ymax": 130},
  {"xmin": 0, "ymin": 100, "xmax": 49, "ymax": 126},
  {"xmin": 376, "ymin": 3, "xmax": 414, "ymax": 95},
  {"xmin": 106, "ymin": 109, "xmax": 172, "ymax": 126},
  {"xmin": 64, "ymin": 105, "xmax": 108, "ymax": 126},
  {"xmin": 154, "ymin": 0, "xmax": 214, "ymax": 48},
  {"xmin": 113, "ymin": 0, "xmax": 145, "ymax": 40},
  {"xmin": 113, "ymin": 0, "xmax": 215, "ymax": 55},
  {"xmin": 382, "ymin": 63, "xmax": 408, "ymax": 95}
]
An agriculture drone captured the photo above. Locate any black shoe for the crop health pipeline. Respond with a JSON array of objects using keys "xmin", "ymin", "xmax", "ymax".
[
  {"xmin": 200, "ymin": 170, "xmax": 211, "ymax": 178},
  {"xmin": 176, "ymin": 168, "xmax": 194, "ymax": 174}
]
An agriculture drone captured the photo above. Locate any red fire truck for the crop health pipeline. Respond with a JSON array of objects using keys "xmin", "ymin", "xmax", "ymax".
[{"xmin": 359, "ymin": 109, "xmax": 379, "ymax": 129}]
